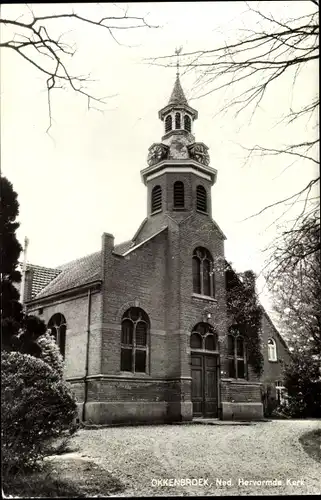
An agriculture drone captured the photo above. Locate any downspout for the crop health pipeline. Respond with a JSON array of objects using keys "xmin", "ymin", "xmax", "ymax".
[
  {"xmin": 20, "ymin": 236, "xmax": 29, "ymax": 313},
  {"xmin": 82, "ymin": 287, "xmax": 92, "ymax": 422}
]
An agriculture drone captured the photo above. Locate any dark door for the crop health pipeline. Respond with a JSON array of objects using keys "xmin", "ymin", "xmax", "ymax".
[
  {"xmin": 191, "ymin": 353, "xmax": 218, "ymax": 418},
  {"xmin": 191, "ymin": 354, "xmax": 203, "ymax": 416}
]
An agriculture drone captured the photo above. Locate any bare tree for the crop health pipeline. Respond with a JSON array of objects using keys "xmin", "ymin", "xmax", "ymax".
[
  {"xmin": 0, "ymin": 4, "xmax": 157, "ymax": 131},
  {"xmin": 267, "ymin": 212, "xmax": 321, "ymax": 417},
  {"xmin": 148, "ymin": 1, "xmax": 319, "ymax": 274},
  {"xmin": 267, "ymin": 212, "xmax": 320, "ymax": 352}
]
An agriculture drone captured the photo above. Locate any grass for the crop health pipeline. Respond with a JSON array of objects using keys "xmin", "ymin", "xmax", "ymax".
[
  {"xmin": 299, "ymin": 428, "xmax": 321, "ymax": 463},
  {"xmin": 3, "ymin": 456, "xmax": 125, "ymax": 498}
]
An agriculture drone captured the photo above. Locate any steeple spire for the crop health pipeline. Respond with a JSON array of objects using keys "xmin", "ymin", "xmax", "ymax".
[{"xmin": 168, "ymin": 46, "xmax": 188, "ymax": 106}]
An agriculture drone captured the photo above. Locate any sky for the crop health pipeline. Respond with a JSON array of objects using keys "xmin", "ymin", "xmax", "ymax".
[{"xmin": 1, "ymin": 2, "xmax": 319, "ymax": 314}]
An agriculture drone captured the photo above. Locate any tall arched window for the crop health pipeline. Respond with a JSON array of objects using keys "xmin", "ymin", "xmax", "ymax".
[
  {"xmin": 190, "ymin": 323, "xmax": 217, "ymax": 351},
  {"xmin": 48, "ymin": 313, "xmax": 67, "ymax": 358},
  {"xmin": 175, "ymin": 112, "xmax": 181, "ymax": 129},
  {"xmin": 184, "ymin": 115, "xmax": 191, "ymax": 132},
  {"xmin": 196, "ymin": 185, "xmax": 207, "ymax": 212},
  {"xmin": 151, "ymin": 185, "xmax": 162, "ymax": 213},
  {"xmin": 227, "ymin": 329, "xmax": 246, "ymax": 379},
  {"xmin": 192, "ymin": 247, "xmax": 215, "ymax": 297},
  {"xmin": 173, "ymin": 181, "xmax": 185, "ymax": 208},
  {"xmin": 121, "ymin": 307, "xmax": 149, "ymax": 373},
  {"xmin": 165, "ymin": 115, "xmax": 172, "ymax": 133},
  {"xmin": 268, "ymin": 338, "xmax": 277, "ymax": 362}
]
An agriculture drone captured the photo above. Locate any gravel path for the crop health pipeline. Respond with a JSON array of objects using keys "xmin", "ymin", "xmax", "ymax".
[{"xmin": 71, "ymin": 420, "xmax": 321, "ymax": 496}]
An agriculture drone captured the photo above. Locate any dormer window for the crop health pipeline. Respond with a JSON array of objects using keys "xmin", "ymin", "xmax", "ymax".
[
  {"xmin": 165, "ymin": 115, "xmax": 172, "ymax": 133},
  {"xmin": 151, "ymin": 185, "xmax": 162, "ymax": 213},
  {"xmin": 196, "ymin": 185, "xmax": 207, "ymax": 212},
  {"xmin": 173, "ymin": 181, "xmax": 185, "ymax": 208},
  {"xmin": 184, "ymin": 115, "xmax": 191, "ymax": 132},
  {"xmin": 175, "ymin": 112, "xmax": 181, "ymax": 129}
]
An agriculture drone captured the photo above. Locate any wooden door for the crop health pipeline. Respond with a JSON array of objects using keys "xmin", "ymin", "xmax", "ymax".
[
  {"xmin": 191, "ymin": 353, "xmax": 218, "ymax": 418},
  {"xmin": 191, "ymin": 354, "xmax": 203, "ymax": 416},
  {"xmin": 204, "ymin": 355, "xmax": 218, "ymax": 417}
]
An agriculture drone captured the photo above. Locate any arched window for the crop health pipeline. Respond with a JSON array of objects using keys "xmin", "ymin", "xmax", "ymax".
[
  {"xmin": 48, "ymin": 313, "xmax": 67, "ymax": 358},
  {"xmin": 190, "ymin": 332, "xmax": 202, "ymax": 349},
  {"xmin": 196, "ymin": 185, "xmax": 207, "ymax": 212},
  {"xmin": 184, "ymin": 115, "xmax": 191, "ymax": 132},
  {"xmin": 190, "ymin": 323, "xmax": 217, "ymax": 351},
  {"xmin": 227, "ymin": 328, "xmax": 246, "ymax": 379},
  {"xmin": 151, "ymin": 185, "xmax": 162, "ymax": 213},
  {"xmin": 165, "ymin": 115, "xmax": 172, "ymax": 133},
  {"xmin": 175, "ymin": 112, "xmax": 181, "ymax": 129},
  {"xmin": 173, "ymin": 181, "xmax": 185, "ymax": 208},
  {"xmin": 121, "ymin": 307, "xmax": 149, "ymax": 373},
  {"xmin": 192, "ymin": 247, "xmax": 215, "ymax": 297},
  {"xmin": 268, "ymin": 338, "xmax": 277, "ymax": 362}
]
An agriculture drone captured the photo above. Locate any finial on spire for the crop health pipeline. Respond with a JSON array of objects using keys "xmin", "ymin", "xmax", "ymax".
[{"xmin": 175, "ymin": 46, "xmax": 183, "ymax": 76}]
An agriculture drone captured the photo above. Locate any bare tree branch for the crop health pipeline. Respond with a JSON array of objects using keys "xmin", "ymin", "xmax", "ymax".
[{"xmin": 1, "ymin": 6, "xmax": 158, "ymax": 131}]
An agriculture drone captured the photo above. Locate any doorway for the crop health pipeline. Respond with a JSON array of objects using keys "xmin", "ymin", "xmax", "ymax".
[{"xmin": 191, "ymin": 353, "xmax": 218, "ymax": 418}]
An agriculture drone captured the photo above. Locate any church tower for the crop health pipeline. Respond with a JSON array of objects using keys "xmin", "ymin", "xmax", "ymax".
[{"xmin": 141, "ymin": 67, "xmax": 217, "ymax": 221}]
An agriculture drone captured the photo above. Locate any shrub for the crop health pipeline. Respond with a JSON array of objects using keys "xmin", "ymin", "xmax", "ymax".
[
  {"xmin": 1, "ymin": 351, "xmax": 77, "ymax": 474},
  {"xmin": 283, "ymin": 355, "xmax": 321, "ymax": 418},
  {"xmin": 37, "ymin": 330, "xmax": 64, "ymax": 377}
]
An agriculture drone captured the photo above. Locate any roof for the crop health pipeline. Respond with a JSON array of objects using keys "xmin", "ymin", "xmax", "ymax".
[
  {"xmin": 33, "ymin": 251, "xmax": 101, "ymax": 300},
  {"xmin": 122, "ymin": 227, "xmax": 168, "ymax": 256},
  {"xmin": 24, "ymin": 264, "xmax": 62, "ymax": 300},
  {"xmin": 113, "ymin": 240, "xmax": 134, "ymax": 256},
  {"xmin": 168, "ymin": 75, "xmax": 188, "ymax": 106}
]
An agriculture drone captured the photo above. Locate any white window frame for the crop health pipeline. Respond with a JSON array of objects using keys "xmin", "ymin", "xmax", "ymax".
[
  {"xmin": 268, "ymin": 338, "xmax": 277, "ymax": 362},
  {"xmin": 275, "ymin": 381, "xmax": 288, "ymax": 405}
]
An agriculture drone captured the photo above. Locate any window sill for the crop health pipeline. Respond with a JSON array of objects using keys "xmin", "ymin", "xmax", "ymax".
[
  {"xmin": 190, "ymin": 348, "xmax": 219, "ymax": 354},
  {"xmin": 192, "ymin": 293, "xmax": 217, "ymax": 303},
  {"xmin": 221, "ymin": 378, "xmax": 249, "ymax": 383},
  {"xmin": 119, "ymin": 371, "xmax": 150, "ymax": 377},
  {"xmin": 151, "ymin": 209, "xmax": 162, "ymax": 216},
  {"xmin": 268, "ymin": 359, "xmax": 278, "ymax": 363}
]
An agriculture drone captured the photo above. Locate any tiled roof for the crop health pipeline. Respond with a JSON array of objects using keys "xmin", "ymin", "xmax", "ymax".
[
  {"xmin": 27, "ymin": 234, "xmax": 153, "ymax": 301},
  {"xmin": 23, "ymin": 264, "xmax": 62, "ymax": 301},
  {"xmin": 33, "ymin": 251, "xmax": 102, "ymax": 299}
]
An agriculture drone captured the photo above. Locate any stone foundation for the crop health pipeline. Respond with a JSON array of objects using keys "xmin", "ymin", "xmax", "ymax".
[
  {"xmin": 82, "ymin": 401, "xmax": 193, "ymax": 424},
  {"xmin": 221, "ymin": 402, "xmax": 264, "ymax": 421}
]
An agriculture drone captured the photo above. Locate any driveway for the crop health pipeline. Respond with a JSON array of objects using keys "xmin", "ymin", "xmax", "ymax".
[{"xmin": 71, "ymin": 419, "xmax": 321, "ymax": 496}]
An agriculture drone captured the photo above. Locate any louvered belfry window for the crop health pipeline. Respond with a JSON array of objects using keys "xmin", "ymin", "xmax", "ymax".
[
  {"xmin": 196, "ymin": 185, "xmax": 207, "ymax": 212},
  {"xmin": 175, "ymin": 112, "xmax": 181, "ymax": 129},
  {"xmin": 120, "ymin": 307, "xmax": 149, "ymax": 373},
  {"xmin": 165, "ymin": 115, "xmax": 172, "ymax": 133},
  {"xmin": 173, "ymin": 181, "xmax": 185, "ymax": 208},
  {"xmin": 184, "ymin": 115, "xmax": 191, "ymax": 132},
  {"xmin": 151, "ymin": 185, "xmax": 162, "ymax": 213}
]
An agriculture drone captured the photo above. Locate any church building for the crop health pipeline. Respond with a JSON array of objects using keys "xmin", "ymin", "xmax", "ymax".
[{"xmin": 24, "ymin": 71, "xmax": 290, "ymax": 423}]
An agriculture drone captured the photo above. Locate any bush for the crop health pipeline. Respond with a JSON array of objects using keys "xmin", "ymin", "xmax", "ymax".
[
  {"xmin": 37, "ymin": 330, "xmax": 64, "ymax": 377},
  {"xmin": 283, "ymin": 355, "xmax": 321, "ymax": 418},
  {"xmin": 1, "ymin": 351, "xmax": 77, "ymax": 474}
]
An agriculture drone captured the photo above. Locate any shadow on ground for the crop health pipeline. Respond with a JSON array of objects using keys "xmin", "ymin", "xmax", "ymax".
[
  {"xmin": 3, "ymin": 455, "xmax": 125, "ymax": 498},
  {"xmin": 299, "ymin": 429, "xmax": 321, "ymax": 464}
]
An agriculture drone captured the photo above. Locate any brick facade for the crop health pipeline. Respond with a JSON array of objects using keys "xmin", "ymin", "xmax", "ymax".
[{"xmin": 25, "ymin": 74, "xmax": 289, "ymax": 423}]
